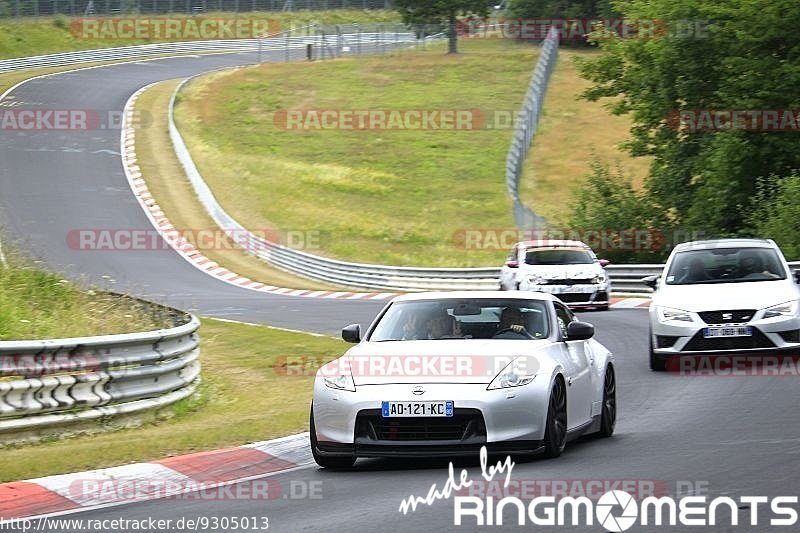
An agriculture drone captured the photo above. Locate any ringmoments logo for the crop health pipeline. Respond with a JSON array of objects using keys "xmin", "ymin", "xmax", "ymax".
[{"xmin": 397, "ymin": 447, "xmax": 800, "ymax": 529}]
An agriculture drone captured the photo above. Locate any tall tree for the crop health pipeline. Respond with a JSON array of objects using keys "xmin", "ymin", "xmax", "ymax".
[
  {"xmin": 577, "ymin": 0, "xmax": 800, "ymax": 236},
  {"xmin": 394, "ymin": 0, "xmax": 495, "ymax": 54}
]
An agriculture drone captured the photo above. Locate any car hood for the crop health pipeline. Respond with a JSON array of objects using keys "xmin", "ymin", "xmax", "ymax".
[
  {"xmin": 654, "ymin": 280, "xmax": 799, "ymax": 312},
  {"xmin": 518, "ymin": 263, "xmax": 602, "ymax": 279},
  {"xmin": 340, "ymin": 339, "xmax": 550, "ymax": 385}
]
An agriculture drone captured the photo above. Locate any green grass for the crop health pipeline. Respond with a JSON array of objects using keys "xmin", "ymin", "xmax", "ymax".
[
  {"xmin": 0, "ymin": 247, "xmax": 170, "ymax": 340},
  {"xmin": 174, "ymin": 40, "xmax": 648, "ymax": 268},
  {"xmin": 0, "ymin": 317, "xmax": 345, "ymax": 482},
  {"xmin": 519, "ymin": 50, "xmax": 651, "ymax": 225},
  {"xmin": 175, "ymin": 39, "xmax": 540, "ymax": 267},
  {"xmin": 0, "ymin": 10, "xmax": 401, "ymax": 60}
]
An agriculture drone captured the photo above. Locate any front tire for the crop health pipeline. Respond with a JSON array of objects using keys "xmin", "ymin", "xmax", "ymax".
[
  {"xmin": 597, "ymin": 365, "xmax": 616, "ymax": 437},
  {"xmin": 542, "ymin": 376, "xmax": 567, "ymax": 458},
  {"xmin": 310, "ymin": 406, "xmax": 356, "ymax": 470},
  {"xmin": 649, "ymin": 339, "xmax": 666, "ymax": 371}
]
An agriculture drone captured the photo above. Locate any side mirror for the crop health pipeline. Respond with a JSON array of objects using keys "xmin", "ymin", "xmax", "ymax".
[
  {"xmin": 794, "ymin": 270, "xmax": 800, "ymax": 284},
  {"xmin": 599, "ymin": 259, "xmax": 610, "ymax": 268},
  {"xmin": 505, "ymin": 260, "xmax": 519, "ymax": 268},
  {"xmin": 566, "ymin": 321, "xmax": 594, "ymax": 341},
  {"xmin": 341, "ymin": 324, "xmax": 361, "ymax": 343},
  {"xmin": 642, "ymin": 275, "xmax": 660, "ymax": 290}
]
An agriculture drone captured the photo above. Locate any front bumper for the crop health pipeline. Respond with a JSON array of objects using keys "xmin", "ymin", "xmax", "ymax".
[
  {"xmin": 312, "ymin": 380, "xmax": 549, "ymax": 457},
  {"xmin": 519, "ymin": 282, "xmax": 610, "ymax": 307},
  {"xmin": 650, "ymin": 308, "xmax": 800, "ymax": 355}
]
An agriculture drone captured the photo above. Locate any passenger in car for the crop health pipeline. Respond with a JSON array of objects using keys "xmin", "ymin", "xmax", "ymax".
[{"xmin": 428, "ymin": 314, "xmax": 464, "ymax": 339}]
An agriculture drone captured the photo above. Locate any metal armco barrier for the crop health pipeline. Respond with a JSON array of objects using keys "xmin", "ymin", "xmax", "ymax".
[
  {"xmin": 506, "ymin": 25, "xmax": 559, "ymax": 230},
  {"xmin": 0, "ymin": 29, "xmax": 421, "ymax": 73},
  {"xmin": 0, "ymin": 304, "xmax": 200, "ymax": 437}
]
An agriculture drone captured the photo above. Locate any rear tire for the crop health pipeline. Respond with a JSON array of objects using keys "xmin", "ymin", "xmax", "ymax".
[
  {"xmin": 597, "ymin": 365, "xmax": 616, "ymax": 437},
  {"xmin": 310, "ymin": 406, "xmax": 356, "ymax": 470},
  {"xmin": 542, "ymin": 377, "xmax": 567, "ymax": 458}
]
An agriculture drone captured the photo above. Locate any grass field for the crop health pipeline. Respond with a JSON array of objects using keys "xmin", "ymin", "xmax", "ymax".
[
  {"xmin": 0, "ymin": 317, "xmax": 345, "ymax": 481},
  {"xmin": 0, "ymin": 10, "xmax": 401, "ymax": 60},
  {"xmin": 134, "ymin": 80, "xmax": 345, "ymax": 290},
  {"xmin": 519, "ymin": 49, "xmax": 651, "ymax": 225},
  {"xmin": 175, "ymin": 40, "xmax": 538, "ymax": 267},
  {"xmin": 0, "ymin": 246, "xmax": 170, "ymax": 340},
  {"xmin": 174, "ymin": 40, "xmax": 646, "ymax": 267}
]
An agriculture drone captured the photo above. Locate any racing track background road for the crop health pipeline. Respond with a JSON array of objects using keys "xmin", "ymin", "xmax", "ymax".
[{"xmin": 2, "ymin": 50, "xmax": 800, "ymax": 532}]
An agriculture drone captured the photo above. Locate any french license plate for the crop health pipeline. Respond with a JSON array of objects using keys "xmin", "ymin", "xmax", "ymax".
[
  {"xmin": 703, "ymin": 326, "xmax": 753, "ymax": 338},
  {"xmin": 381, "ymin": 401, "xmax": 454, "ymax": 418}
]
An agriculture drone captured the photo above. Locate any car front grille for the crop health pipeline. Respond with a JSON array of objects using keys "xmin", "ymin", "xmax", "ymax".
[
  {"xmin": 682, "ymin": 328, "xmax": 775, "ymax": 352},
  {"xmin": 543, "ymin": 278, "xmax": 594, "ymax": 285},
  {"xmin": 698, "ymin": 310, "xmax": 756, "ymax": 324},
  {"xmin": 557, "ymin": 293, "xmax": 593, "ymax": 303},
  {"xmin": 355, "ymin": 408, "xmax": 486, "ymax": 442}
]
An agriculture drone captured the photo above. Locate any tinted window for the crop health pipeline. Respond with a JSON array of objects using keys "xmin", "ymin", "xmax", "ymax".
[
  {"xmin": 525, "ymin": 248, "xmax": 594, "ymax": 265},
  {"xmin": 665, "ymin": 248, "xmax": 786, "ymax": 285},
  {"xmin": 369, "ymin": 299, "xmax": 550, "ymax": 341},
  {"xmin": 553, "ymin": 304, "xmax": 574, "ymax": 338}
]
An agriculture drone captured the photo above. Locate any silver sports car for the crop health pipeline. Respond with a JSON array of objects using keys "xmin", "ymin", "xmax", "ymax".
[{"xmin": 310, "ymin": 291, "xmax": 616, "ymax": 468}]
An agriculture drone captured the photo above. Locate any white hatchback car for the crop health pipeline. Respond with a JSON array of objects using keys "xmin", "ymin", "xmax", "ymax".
[
  {"xmin": 499, "ymin": 240, "xmax": 611, "ymax": 310},
  {"xmin": 646, "ymin": 239, "xmax": 800, "ymax": 370}
]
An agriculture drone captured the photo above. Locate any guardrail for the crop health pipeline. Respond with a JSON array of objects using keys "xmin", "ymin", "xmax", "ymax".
[
  {"xmin": 5, "ymin": 36, "xmax": 792, "ymax": 298},
  {"xmin": 0, "ymin": 29, "xmax": 421, "ymax": 73},
  {"xmin": 0, "ymin": 301, "xmax": 200, "ymax": 441},
  {"xmin": 506, "ymin": 25, "xmax": 558, "ymax": 230}
]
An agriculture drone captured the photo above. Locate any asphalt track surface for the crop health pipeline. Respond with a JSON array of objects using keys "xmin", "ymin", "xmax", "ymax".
[
  {"xmin": 0, "ymin": 48, "xmax": 385, "ymax": 335},
  {"xmin": 2, "ymin": 51, "xmax": 800, "ymax": 532}
]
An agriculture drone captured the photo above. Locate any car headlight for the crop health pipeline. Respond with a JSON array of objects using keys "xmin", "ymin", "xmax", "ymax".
[
  {"xmin": 323, "ymin": 374, "xmax": 356, "ymax": 392},
  {"xmin": 591, "ymin": 274, "xmax": 607, "ymax": 284},
  {"xmin": 763, "ymin": 300, "xmax": 799, "ymax": 319},
  {"xmin": 487, "ymin": 358, "xmax": 537, "ymax": 390},
  {"xmin": 656, "ymin": 306, "xmax": 693, "ymax": 323},
  {"xmin": 320, "ymin": 360, "xmax": 356, "ymax": 391}
]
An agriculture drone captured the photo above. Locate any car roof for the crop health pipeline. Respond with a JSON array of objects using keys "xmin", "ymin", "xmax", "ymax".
[
  {"xmin": 517, "ymin": 239, "xmax": 588, "ymax": 249},
  {"xmin": 389, "ymin": 291, "xmax": 557, "ymax": 303},
  {"xmin": 672, "ymin": 238, "xmax": 777, "ymax": 252}
]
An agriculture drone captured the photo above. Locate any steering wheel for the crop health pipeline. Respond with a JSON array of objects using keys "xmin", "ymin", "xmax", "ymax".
[{"xmin": 492, "ymin": 327, "xmax": 535, "ymax": 340}]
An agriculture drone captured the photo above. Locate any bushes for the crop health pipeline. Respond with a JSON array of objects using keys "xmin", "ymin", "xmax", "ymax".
[
  {"xmin": 749, "ymin": 175, "xmax": 800, "ymax": 261},
  {"xmin": 567, "ymin": 160, "xmax": 673, "ymax": 263}
]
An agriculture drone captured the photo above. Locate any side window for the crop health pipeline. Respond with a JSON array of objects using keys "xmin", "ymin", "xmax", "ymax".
[
  {"xmin": 554, "ymin": 304, "xmax": 574, "ymax": 339},
  {"xmin": 507, "ymin": 246, "xmax": 518, "ymax": 263}
]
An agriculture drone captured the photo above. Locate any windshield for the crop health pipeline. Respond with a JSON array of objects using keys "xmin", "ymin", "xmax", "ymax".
[
  {"xmin": 665, "ymin": 248, "xmax": 787, "ymax": 285},
  {"xmin": 524, "ymin": 247, "xmax": 594, "ymax": 265},
  {"xmin": 369, "ymin": 299, "xmax": 550, "ymax": 341}
]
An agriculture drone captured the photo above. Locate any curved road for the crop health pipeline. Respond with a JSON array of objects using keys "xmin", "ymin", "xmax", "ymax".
[
  {"xmin": 0, "ymin": 50, "xmax": 385, "ymax": 334},
  {"xmin": 2, "ymin": 51, "xmax": 799, "ymax": 532}
]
